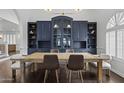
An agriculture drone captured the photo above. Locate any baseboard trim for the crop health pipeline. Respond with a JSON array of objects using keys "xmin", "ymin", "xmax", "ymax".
[
  {"xmin": 111, "ymin": 68, "xmax": 124, "ymax": 78},
  {"xmin": 0, "ymin": 57, "xmax": 10, "ymax": 62}
]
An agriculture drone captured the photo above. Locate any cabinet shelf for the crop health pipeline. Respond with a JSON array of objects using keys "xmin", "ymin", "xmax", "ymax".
[
  {"xmin": 28, "ymin": 22, "xmax": 37, "ymax": 50},
  {"xmin": 53, "ymin": 34, "xmax": 61, "ymax": 36},
  {"xmin": 88, "ymin": 44, "xmax": 96, "ymax": 45},
  {"xmin": 29, "ymin": 34, "xmax": 36, "ymax": 35},
  {"xmin": 63, "ymin": 34, "xmax": 71, "ymax": 36},
  {"xmin": 28, "ymin": 38, "xmax": 36, "ymax": 40},
  {"xmin": 87, "ymin": 22, "xmax": 97, "ymax": 54},
  {"xmin": 28, "ymin": 28, "xmax": 36, "ymax": 30}
]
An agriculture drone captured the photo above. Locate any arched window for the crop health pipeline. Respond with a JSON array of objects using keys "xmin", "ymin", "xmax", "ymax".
[{"xmin": 106, "ymin": 12, "xmax": 124, "ymax": 59}]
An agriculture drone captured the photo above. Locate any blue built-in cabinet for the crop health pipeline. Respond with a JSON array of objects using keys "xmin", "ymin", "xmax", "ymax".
[
  {"xmin": 28, "ymin": 16, "xmax": 97, "ymax": 54},
  {"xmin": 72, "ymin": 21, "xmax": 88, "ymax": 41},
  {"xmin": 28, "ymin": 22, "xmax": 37, "ymax": 54},
  {"xmin": 72, "ymin": 21, "xmax": 88, "ymax": 52},
  {"xmin": 37, "ymin": 21, "xmax": 51, "ymax": 52},
  {"xmin": 37, "ymin": 21, "xmax": 51, "ymax": 41},
  {"xmin": 87, "ymin": 22, "xmax": 97, "ymax": 54}
]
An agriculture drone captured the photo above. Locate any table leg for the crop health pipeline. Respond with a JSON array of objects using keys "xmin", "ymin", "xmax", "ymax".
[
  {"xmin": 34, "ymin": 63, "xmax": 37, "ymax": 72},
  {"xmin": 20, "ymin": 61, "xmax": 25, "ymax": 83},
  {"xmin": 12, "ymin": 69, "xmax": 16, "ymax": 82},
  {"xmin": 12, "ymin": 60, "xmax": 16, "ymax": 82},
  {"xmin": 85, "ymin": 62, "xmax": 89, "ymax": 71},
  {"xmin": 97, "ymin": 60, "xmax": 102, "ymax": 83}
]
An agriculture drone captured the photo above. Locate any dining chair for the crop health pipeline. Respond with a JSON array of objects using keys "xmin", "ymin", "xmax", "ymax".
[
  {"xmin": 50, "ymin": 49, "xmax": 59, "ymax": 53},
  {"xmin": 43, "ymin": 55, "xmax": 60, "ymax": 83},
  {"xmin": 67, "ymin": 55, "xmax": 85, "ymax": 83},
  {"xmin": 66, "ymin": 49, "xmax": 87, "ymax": 72},
  {"xmin": 90, "ymin": 54, "xmax": 111, "ymax": 77},
  {"xmin": 65, "ymin": 49, "xmax": 74, "ymax": 78}
]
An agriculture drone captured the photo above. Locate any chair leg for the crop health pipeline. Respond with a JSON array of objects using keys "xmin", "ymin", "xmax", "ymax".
[
  {"xmin": 12, "ymin": 69, "xmax": 16, "ymax": 82},
  {"xmin": 79, "ymin": 70, "xmax": 83, "ymax": 83},
  {"xmin": 69, "ymin": 70, "xmax": 72, "ymax": 83},
  {"xmin": 34, "ymin": 63, "xmax": 37, "ymax": 72},
  {"xmin": 31, "ymin": 63, "xmax": 35, "ymax": 72},
  {"xmin": 77, "ymin": 71, "xmax": 80, "ymax": 78},
  {"xmin": 66, "ymin": 69, "xmax": 69, "ymax": 79},
  {"xmin": 55, "ymin": 70, "xmax": 59, "ymax": 83},
  {"xmin": 44, "ymin": 70, "xmax": 48, "ymax": 83},
  {"xmin": 27, "ymin": 64, "xmax": 32, "ymax": 73},
  {"xmin": 84, "ymin": 63, "xmax": 87, "ymax": 71},
  {"xmin": 106, "ymin": 69, "xmax": 110, "ymax": 77}
]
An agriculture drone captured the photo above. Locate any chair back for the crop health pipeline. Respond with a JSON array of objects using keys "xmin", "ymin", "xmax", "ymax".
[
  {"xmin": 50, "ymin": 49, "xmax": 59, "ymax": 53},
  {"xmin": 68, "ymin": 55, "xmax": 84, "ymax": 70},
  {"xmin": 43, "ymin": 55, "xmax": 59, "ymax": 69},
  {"xmin": 66, "ymin": 49, "xmax": 74, "ymax": 53}
]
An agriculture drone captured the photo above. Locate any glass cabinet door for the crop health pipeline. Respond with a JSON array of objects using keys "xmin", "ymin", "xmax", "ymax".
[
  {"xmin": 62, "ymin": 19, "xmax": 72, "ymax": 48},
  {"xmin": 52, "ymin": 16, "xmax": 73, "ymax": 51}
]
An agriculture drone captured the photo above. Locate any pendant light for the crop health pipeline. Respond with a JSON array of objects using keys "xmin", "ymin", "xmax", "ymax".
[{"xmin": 67, "ymin": 24, "xmax": 71, "ymax": 28}]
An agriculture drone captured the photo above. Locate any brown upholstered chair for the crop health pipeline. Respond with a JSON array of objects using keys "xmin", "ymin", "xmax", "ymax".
[
  {"xmin": 65, "ymin": 49, "xmax": 74, "ymax": 78},
  {"xmin": 67, "ymin": 55, "xmax": 84, "ymax": 82},
  {"xmin": 50, "ymin": 49, "xmax": 59, "ymax": 53},
  {"xmin": 43, "ymin": 55, "xmax": 59, "ymax": 83}
]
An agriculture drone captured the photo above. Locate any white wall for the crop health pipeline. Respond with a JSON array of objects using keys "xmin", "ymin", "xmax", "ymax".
[{"xmin": 16, "ymin": 9, "xmax": 124, "ymax": 78}]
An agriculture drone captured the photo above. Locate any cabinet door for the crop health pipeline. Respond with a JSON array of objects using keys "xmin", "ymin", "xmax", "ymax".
[
  {"xmin": 44, "ymin": 21, "xmax": 52, "ymax": 41},
  {"xmin": 37, "ymin": 21, "xmax": 51, "ymax": 41},
  {"xmin": 79, "ymin": 21, "xmax": 88, "ymax": 41},
  {"xmin": 72, "ymin": 21, "xmax": 87, "ymax": 41},
  {"xmin": 72, "ymin": 21, "xmax": 79, "ymax": 41}
]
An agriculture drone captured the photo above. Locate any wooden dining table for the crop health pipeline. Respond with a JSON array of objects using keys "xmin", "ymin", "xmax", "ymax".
[{"xmin": 10, "ymin": 52, "xmax": 109, "ymax": 83}]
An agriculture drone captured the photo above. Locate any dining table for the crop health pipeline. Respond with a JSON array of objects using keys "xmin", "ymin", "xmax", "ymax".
[{"xmin": 10, "ymin": 52, "xmax": 109, "ymax": 83}]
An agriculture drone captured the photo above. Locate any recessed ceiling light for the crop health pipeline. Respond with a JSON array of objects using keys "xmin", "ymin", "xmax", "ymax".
[
  {"xmin": 74, "ymin": 9, "xmax": 82, "ymax": 12},
  {"xmin": 44, "ymin": 9, "xmax": 52, "ymax": 12}
]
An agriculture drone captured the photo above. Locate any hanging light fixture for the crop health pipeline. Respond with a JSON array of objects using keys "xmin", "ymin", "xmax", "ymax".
[
  {"xmin": 67, "ymin": 24, "xmax": 71, "ymax": 28},
  {"xmin": 74, "ymin": 9, "xmax": 82, "ymax": 12},
  {"xmin": 54, "ymin": 24, "xmax": 59, "ymax": 28},
  {"xmin": 44, "ymin": 9, "xmax": 52, "ymax": 12}
]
